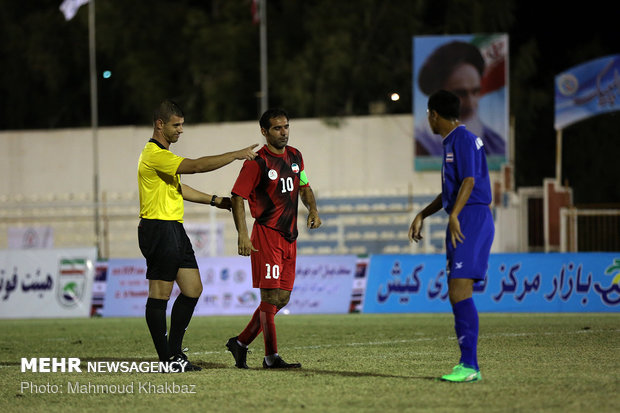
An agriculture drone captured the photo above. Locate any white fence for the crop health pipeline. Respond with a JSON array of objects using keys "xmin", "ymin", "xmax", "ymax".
[{"xmin": 560, "ymin": 208, "xmax": 620, "ymax": 252}]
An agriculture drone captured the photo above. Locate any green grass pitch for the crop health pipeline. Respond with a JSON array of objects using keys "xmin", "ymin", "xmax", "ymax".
[{"xmin": 1, "ymin": 313, "xmax": 618, "ymax": 412}]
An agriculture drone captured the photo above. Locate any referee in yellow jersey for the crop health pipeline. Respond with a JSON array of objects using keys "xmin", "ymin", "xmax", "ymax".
[{"xmin": 138, "ymin": 100, "xmax": 257, "ymax": 371}]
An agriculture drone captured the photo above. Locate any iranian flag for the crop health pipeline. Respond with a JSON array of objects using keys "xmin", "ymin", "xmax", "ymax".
[{"xmin": 472, "ymin": 34, "xmax": 508, "ymax": 96}]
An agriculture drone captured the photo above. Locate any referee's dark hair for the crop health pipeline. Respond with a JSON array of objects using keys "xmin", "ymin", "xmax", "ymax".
[
  {"xmin": 153, "ymin": 99, "xmax": 184, "ymax": 125},
  {"xmin": 428, "ymin": 90, "xmax": 461, "ymax": 120}
]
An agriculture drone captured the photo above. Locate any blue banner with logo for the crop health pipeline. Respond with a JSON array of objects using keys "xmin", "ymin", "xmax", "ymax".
[
  {"xmin": 362, "ymin": 253, "xmax": 620, "ymax": 313},
  {"xmin": 554, "ymin": 54, "xmax": 620, "ymax": 130}
]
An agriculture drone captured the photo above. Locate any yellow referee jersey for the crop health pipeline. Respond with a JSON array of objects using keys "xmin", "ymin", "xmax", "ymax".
[{"xmin": 138, "ymin": 139, "xmax": 185, "ymax": 221}]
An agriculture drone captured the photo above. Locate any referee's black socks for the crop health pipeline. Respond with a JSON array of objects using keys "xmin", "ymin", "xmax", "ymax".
[
  {"xmin": 169, "ymin": 294, "xmax": 199, "ymax": 356},
  {"xmin": 145, "ymin": 297, "xmax": 170, "ymax": 361}
]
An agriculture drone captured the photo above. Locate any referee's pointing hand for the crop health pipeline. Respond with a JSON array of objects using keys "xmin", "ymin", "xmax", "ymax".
[{"xmin": 236, "ymin": 144, "xmax": 259, "ymax": 160}]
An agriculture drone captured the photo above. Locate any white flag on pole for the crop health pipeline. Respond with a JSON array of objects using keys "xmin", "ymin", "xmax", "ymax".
[{"xmin": 60, "ymin": 0, "xmax": 90, "ymax": 21}]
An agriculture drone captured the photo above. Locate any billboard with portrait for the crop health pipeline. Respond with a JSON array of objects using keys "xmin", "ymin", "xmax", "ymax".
[{"xmin": 413, "ymin": 34, "xmax": 509, "ymax": 171}]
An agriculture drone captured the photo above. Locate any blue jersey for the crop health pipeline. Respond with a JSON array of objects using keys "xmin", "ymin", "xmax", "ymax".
[{"xmin": 441, "ymin": 125, "xmax": 492, "ymax": 213}]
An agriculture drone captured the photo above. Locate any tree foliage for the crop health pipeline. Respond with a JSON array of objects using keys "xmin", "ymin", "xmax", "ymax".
[{"xmin": 0, "ymin": 0, "xmax": 617, "ymax": 202}]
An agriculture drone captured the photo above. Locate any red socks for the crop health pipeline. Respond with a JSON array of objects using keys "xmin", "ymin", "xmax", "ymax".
[
  {"xmin": 238, "ymin": 307, "xmax": 262, "ymax": 345},
  {"xmin": 259, "ymin": 302, "xmax": 278, "ymax": 356},
  {"xmin": 238, "ymin": 302, "xmax": 279, "ymax": 356}
]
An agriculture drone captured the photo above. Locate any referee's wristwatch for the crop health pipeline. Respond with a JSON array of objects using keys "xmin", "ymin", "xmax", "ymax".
[{"xmin": 210, "ymin": 195, "xmax": 217, "ymax": 206}]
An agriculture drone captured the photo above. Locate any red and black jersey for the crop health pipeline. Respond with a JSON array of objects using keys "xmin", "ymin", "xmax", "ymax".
[{"xmin": 232, "ymin": 145, "xmax": 309, "ymax": 242}]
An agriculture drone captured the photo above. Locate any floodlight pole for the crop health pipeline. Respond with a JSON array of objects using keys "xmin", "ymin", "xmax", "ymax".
[
  {"xmin": 89, "ymin": 1, "xmax": 101, "ymax": 259},
  {"xmin": 259, "ymin": 0, "xmax": 268, "ymax": 114},
  {"xmin": 555, "ymin": 128, "xmax": 562, "ymax": 185}
]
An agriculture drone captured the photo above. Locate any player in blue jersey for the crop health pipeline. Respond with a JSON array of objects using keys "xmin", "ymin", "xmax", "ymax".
[{"xmin": 409, "ymin": 90, "xmax": 494, "ymax": 383}]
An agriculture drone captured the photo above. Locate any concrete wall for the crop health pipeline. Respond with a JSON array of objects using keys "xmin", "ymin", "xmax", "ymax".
[
  {"xmin": 0, "ymin": 114, "xmax": 512, "ymax": 257},
  {"xmin": 0, "ymin": 114, "xmax": 466, "ymax": 199}
]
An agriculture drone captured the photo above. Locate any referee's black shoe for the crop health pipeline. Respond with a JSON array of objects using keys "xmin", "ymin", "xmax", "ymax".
[
  {"xmin": 263, "ymin": 355, "xmax": 301, "ymax": 369},
  {"xmin": 226, "ymin": 337, "xmax": 249, "ymax": 369},
  {"xmin": 167, "ymin": 351, "xmax": 202, "ymax": 372}
]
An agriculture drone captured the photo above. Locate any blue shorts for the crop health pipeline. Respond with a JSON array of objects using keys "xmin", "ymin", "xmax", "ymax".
[{"xmin": 445, "ymin": 205, "xmax": 494, "ymax": 280}]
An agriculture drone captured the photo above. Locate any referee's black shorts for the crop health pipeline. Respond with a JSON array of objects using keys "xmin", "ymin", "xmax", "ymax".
[{"xmin": 138, "ymin": 218, "xmax": 198, "ymax": 281}]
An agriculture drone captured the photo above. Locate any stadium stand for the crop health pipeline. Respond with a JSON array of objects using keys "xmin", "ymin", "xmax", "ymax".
[
  {"xmin": 296, "ymin": 193, "xmax": 448, "ymax": 255},
  {"xmin": 0, "ymin": 190, "xmax": 449, "ymax": 257}
]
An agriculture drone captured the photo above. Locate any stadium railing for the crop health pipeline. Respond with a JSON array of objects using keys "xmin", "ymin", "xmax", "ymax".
[
  {"xmin": 0, "ymin": 190, "xmax": 450, "ymax": 258},
  {"xmin": 560, "ymin": 207, "xmax": 620, "ymax": 252},
  {"xmin": 9, "ymin": 190, "xmax": 616, "ymax": 256}
]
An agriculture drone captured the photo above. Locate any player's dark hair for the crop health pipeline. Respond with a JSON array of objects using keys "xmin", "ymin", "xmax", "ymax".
[
  {"xmin": 260, "ymin": 108, "xmax": 289, "ymax": 130},
  {"xmin": 153, "ymin": 99, "xmax": 184, "ymax": 124},
  {"xmin": 418, "ymin": 41, "xmax": 485, "ymax": 95},
  {"xmin": 428, "ymin": 90, "xmax": 460, "ymax": 120}
]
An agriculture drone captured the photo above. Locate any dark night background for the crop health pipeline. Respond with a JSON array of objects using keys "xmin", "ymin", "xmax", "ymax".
[{"xmin": 0, "ymin": 0, "xmax": 618, "ymax": 204}]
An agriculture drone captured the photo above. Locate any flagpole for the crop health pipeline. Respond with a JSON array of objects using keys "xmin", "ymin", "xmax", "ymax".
[
  {"xmin": 555, "ymin": 128, "xmax": 562, "ymax": 185},
  {"xmin": 88, "ymin": 0, "xmax": 101, "ymax": 258},
  {"xmin": 259, "ymin": 0, "xmax": 268, "ymax": 113}
]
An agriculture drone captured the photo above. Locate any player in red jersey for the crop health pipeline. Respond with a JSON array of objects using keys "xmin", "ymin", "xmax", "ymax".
[{"xmin": 226, "ymin": 108, "xmax": 321, "ymax": 369}]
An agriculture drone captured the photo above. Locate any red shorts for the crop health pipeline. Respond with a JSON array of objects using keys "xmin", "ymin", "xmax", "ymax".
[{"xmin": 250, "ymin": 223, "xmax": 296, "ymax": 291}]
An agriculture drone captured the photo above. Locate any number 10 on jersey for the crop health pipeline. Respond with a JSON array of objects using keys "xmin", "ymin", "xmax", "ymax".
[
  {"xmin": 265, "ymin": 263, "xmax": 280, "ymax": 279},
  {"xmin": 280, "ymin": 177, "xmax": 294, "ymax": 193}
]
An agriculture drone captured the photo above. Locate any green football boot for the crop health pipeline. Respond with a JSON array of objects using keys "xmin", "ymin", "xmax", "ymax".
[{"xmin": 440, "ymin": 363, "xmax": 481, "ymax": 383}]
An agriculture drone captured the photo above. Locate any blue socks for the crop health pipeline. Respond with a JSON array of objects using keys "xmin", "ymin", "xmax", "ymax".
[{"xmin": 452, "ymin": 297, "xmax": 479, "ymax": 370}]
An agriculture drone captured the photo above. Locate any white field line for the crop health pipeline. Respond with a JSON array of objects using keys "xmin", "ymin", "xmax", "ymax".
[
  {"xmin": 2, "ymin": 328, "xmax": 618, "ymax": 368},
  {"xmin": 188, "ymin": 327, "xmax": 620, "ymax": 356}
]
